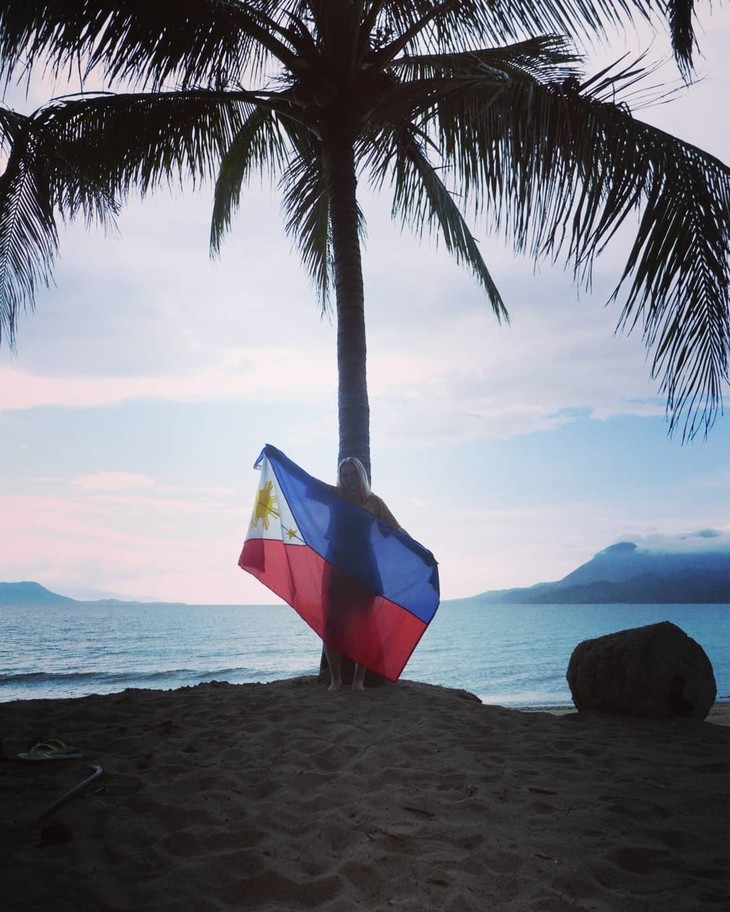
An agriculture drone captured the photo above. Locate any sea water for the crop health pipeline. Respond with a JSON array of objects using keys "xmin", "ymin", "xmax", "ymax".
[{"xmin": 1, "ymin": 601, "xmax": 728, "ymax": 706}]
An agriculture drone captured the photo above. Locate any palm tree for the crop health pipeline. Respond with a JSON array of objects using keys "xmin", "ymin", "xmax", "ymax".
[{"xmin": 0, "ymin": 0, "xmax": 728, "ymax": 475}]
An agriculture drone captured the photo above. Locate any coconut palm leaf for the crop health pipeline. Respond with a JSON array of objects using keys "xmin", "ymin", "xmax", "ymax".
[
  {"xmin": 0, "ymin": 88, "xmax": 253, "ymax": 343},
  {"xmin": 0, "ymin": 107, "xmax": 57, "ymax": 346},
  {"xmin": 365, "ymin": 121, "xmax": 507, "ymax": 319},
  {"xmin": 211, "ymin": 105, "xmax": 336, "ymax": 306},
  {"xmin": 391, "ymin": 35, "xmax": 583, "ymax": 83},
  {"xmin": 0, "ymin": 0, "xmax": 298, "ymax": 90},
  {"xmin": 613, "ymin": 131, "xmax": 730, "ymax": 437},
  {"xmin": 211, "ymin": 105, "xmax": 288, "ymax": 253},
  {"xmin": 41, "ymin": 90, "xmax": 254, "ymax": 197},
  {"xmin": 0, "ymin": 0, "xmax": 708, "ymax": 87},
  {"xmin": 0, "ymin": 99, "xmax": 123, "ymax": 346},
  {"xmin": 279, "ymin": 121, "xmax": 335, "ymax": 310}
]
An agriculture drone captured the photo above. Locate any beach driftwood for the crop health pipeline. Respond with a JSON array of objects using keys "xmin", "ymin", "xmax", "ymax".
[{"xmin": 566, "ymin": 620, "xmax": 717, "ymax": 719}]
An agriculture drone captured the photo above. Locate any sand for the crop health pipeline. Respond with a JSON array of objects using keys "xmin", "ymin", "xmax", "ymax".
[{"xmin": 1, "ymin": 678, "xmax": 729, "ymax": 911}]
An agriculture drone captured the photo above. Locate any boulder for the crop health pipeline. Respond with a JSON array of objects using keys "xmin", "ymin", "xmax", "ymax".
[{"xmin": 566, "ymin": 621, "xmax": 716, "ymax": 719}]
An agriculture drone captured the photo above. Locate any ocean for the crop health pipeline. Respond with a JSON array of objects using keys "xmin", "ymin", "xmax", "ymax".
[{"xmin": 1, "ymin": 600, "xmax": 728, "ymax": 707}]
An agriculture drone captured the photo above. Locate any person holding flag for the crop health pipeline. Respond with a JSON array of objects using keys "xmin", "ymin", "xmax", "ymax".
[
  {"xmin": 239, "ymin": 445, "xmax": 440, "ymax": 688},
  {"xmin": 323, "ymin": 456, "xmax": 402, "ymax": 691}
]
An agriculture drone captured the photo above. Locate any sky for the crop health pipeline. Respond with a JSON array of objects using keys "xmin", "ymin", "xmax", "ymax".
[{"xmin": 1, "ymin": 7, "xmax": 729, "ymax": 604}]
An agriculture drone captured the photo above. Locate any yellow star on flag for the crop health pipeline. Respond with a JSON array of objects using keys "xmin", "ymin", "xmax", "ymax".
[{"xmin": 252, "ymin": 480, "xmax": 279, "ymax": 531}]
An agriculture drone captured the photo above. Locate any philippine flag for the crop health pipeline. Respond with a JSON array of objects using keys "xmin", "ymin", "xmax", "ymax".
[{"xmin": 239, "ymin": 445, "xmax": 440, "ymax": 682}]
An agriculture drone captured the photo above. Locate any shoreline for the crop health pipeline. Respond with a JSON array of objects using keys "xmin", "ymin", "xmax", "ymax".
[
  {"xmin": 536, "ymin": 703, "xmax": 730, "ymax": 727},
  {"xmin": 2, "ymin": 677, "xmax": 729, "ymax": 910}
]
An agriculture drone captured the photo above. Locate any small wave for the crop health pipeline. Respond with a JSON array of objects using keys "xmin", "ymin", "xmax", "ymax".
[
  {"xmin": 189, "ymin": 666, "xmax": 256, "ymax": 681},
  {"xmin": 0, "ymin": 670, "xmax": 107, "ymax": 685},
  {"xmin": 0, "ymin": 668, "xmax": 240, "ymax": 687}
]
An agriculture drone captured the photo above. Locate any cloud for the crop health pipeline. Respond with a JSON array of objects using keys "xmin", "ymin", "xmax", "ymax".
[
  {"xmin": 73, "ymin": 471, "xmax": 156, "ymax": 491},
  {"xmin": 1, "ymin": 233, "xmax": 665, "ymax": 446},
  {"xmin": 616, "ymin": 529, "xmax": 730, "ymax": 554},
  {"xmin": 367, "ymin": 280, "xmax": 663, "ymax": 445},
  {"xmin": 0, "ymin": 490, "xmax": 263, "ymax": 603},
  {"xmin": 0, "ymin": 342, "xmax": 336, "ymax": 410}
]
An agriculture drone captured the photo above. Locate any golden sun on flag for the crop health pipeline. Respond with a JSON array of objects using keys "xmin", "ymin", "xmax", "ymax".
[{"xmin": 252, "ymin": 480, "xmax": 279, "ymax": 531}]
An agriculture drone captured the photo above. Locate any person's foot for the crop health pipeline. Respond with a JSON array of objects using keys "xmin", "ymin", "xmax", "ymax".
[
  {"xmin": 352, "ymin": 664, "xmax": 366, "ymax": 691},
  {"xmin": 327, "ymin": 679, "xmax": 341, "ymax": 692}
]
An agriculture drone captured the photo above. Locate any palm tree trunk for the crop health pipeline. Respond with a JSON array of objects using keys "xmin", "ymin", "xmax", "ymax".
[
  {"xmin": 319, "ymin": 130, "xmax": 385, "ymax": 687},
  {"xmin": 323, "ymin": 131, "xmax": 371, "ymax": 479}
]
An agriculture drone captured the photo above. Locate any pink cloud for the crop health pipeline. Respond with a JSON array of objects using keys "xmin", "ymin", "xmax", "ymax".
[
  {"xmin": 73, "ymin": 472, "xmax": 156, "ymax": 491},
  {"xmin": 0, "ymin": 493, "xmax": 268, "ymax": 603}
]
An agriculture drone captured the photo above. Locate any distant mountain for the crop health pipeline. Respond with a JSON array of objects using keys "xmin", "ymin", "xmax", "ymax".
[
  {"xmin": 0, "ymin": 581, "xmax": 79, "ymax": 606},
  {"xmin": 0, "ymin": 581, "xmax": 185, "ymax": 607},
  {"xmin": 457, "ymin": 542, "xmax": 730, "ymax": 605}
]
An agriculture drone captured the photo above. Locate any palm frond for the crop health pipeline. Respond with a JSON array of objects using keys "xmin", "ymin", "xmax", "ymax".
[
  {"xmin": 32, "ymin": 90, "xmax": 253, "ymax": 199},
  {"xmin": 211, "ymin": 105, "xmax": 288, "ymax": 253},
  {"xmin": 391, "ymin": 35, "xmax": 583, "ymax": 83},
  {"xmin": 372, "ymin": 0, "xmax": 698, "ymax": 73},
  {"xmin": 580, "ymin": 51, "xmax": 686, "ymax": 111},
  {"xmin": 0, "ymin": 88, "xmax": 257, "ymax": 343},
  {"xmin": 0, "ymin": 0, "xmax": 298, "ymax": 91},
  {"xmin": 0, "ymin": 107, "xmax": 57, "ymax": 346},
  {"xmin": 666, "ymin": 0, "xmax": 697, "ymax": 78},
  {"xmin": 613, "ymin": 131, "xmax": 730, "ymax": 438},
  {"xmin": 0, "ymin": 101, "xmax": 122, "ymax": 346},
  {"xmin": 376, "ymin": 34, "xmax": 582, "ymax": 125},
  {"xmin": 279, "ymin": 118, "xmax": 333, "ymax": 309},
  {"xmin": 365, "ymin": 122, "xmax": 507, "ymax": 321},
  {"xmin": 423, "ymin": 62, "xmax": 729, "ymax": 435}
]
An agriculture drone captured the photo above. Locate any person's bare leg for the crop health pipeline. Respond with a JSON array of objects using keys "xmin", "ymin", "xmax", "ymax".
[
  {"xmin": 352, "ymin": 663, "xmax": 366, "ymax": 692},
  {"xmin": 323, "ymin": 644, "xmax": 342, "ymax": 692}
]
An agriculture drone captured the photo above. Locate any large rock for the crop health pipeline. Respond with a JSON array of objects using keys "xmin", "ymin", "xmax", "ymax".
[{"xmin": 566, "ymin": 621, "xmax": 716, "ymax": 719}]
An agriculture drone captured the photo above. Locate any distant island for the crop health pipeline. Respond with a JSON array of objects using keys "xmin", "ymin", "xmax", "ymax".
[
  {"xmin": 0, "ymin": 582, "xmax": 175, "ymax": 607},
  {"xmin": 0, "ymin": 581, "xmax": 80, "ymax": 606},
  {"xmin": 455, "ymin": 542, "xmax": 730, "ymax": 605},
  {"xmin": 3, "ymin": 541, "xmax": 730, "ymax": 606}
]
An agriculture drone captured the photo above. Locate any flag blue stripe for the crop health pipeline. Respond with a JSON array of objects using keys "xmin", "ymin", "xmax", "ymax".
[{"xmin": 258, "ymin": 445, "xmax": 440, "ymax": 624}]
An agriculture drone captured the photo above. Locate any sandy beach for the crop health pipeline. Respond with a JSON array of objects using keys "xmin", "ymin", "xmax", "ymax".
[{"xmin": 1, "ymin": 678, "xmax": 729, "ymax": 911}]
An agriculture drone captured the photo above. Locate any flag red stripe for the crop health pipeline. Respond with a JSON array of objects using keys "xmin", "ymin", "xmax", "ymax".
[{"xmin": 240, "ymin": 538, "xmax": 428, "ymax": 682}]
